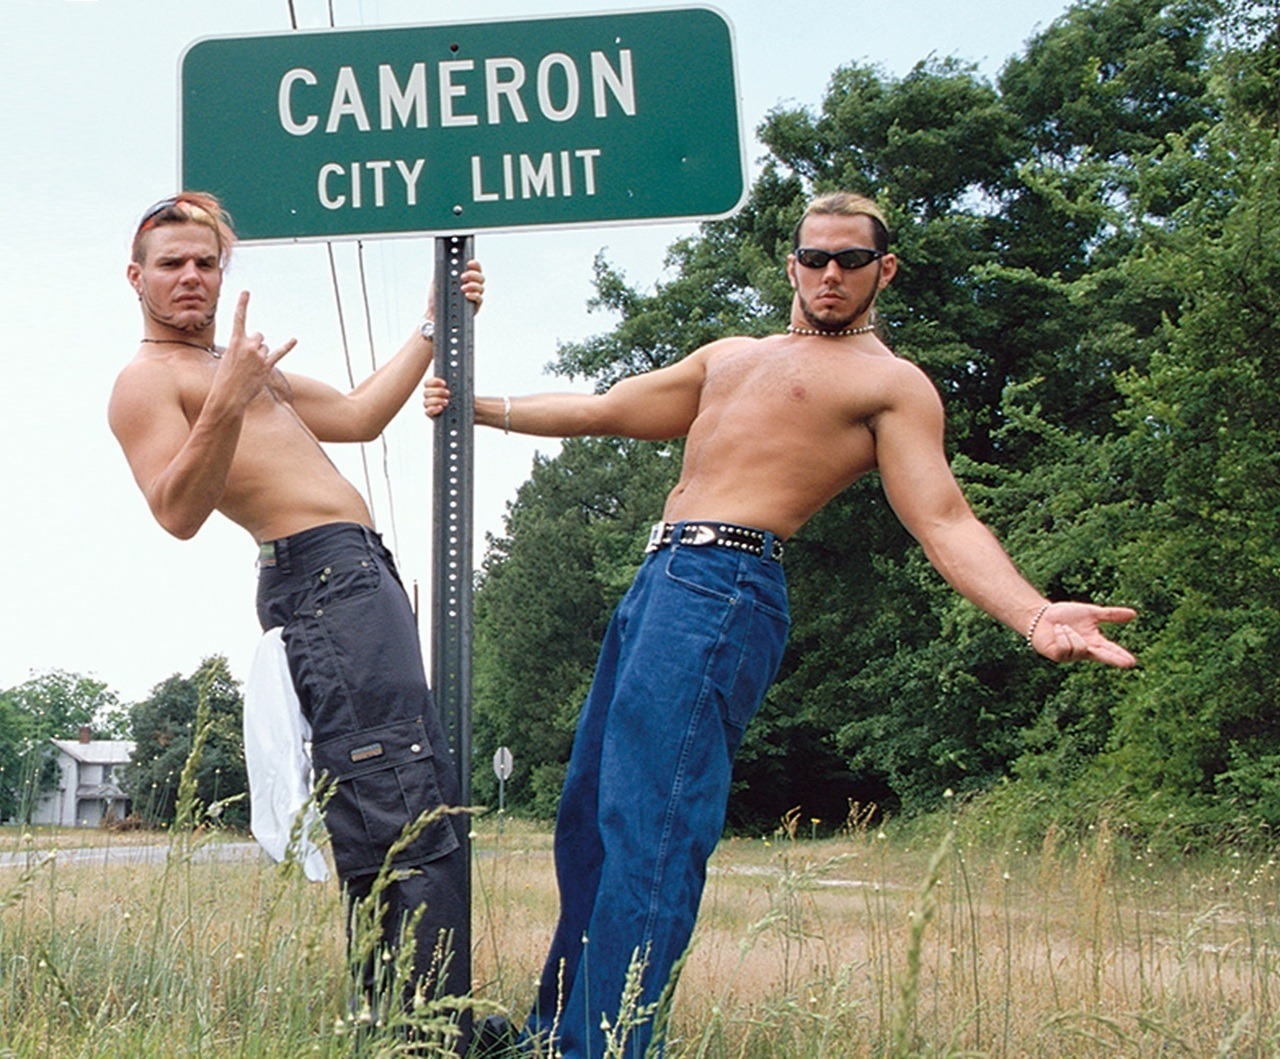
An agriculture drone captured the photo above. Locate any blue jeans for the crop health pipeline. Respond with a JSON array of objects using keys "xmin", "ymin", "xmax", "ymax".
[{"xmin": 526, "ymin": 529, "xmax": 790, "ymax": 1058}]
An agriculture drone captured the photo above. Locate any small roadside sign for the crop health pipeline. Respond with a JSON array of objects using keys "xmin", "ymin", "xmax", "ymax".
[
  {"xmin": 493, "ymin": 746, "xmax": 514, "ymax": 834},
  {"xmin": 493, "ymin": 746, "xmax": 514, "ymax": 781}
]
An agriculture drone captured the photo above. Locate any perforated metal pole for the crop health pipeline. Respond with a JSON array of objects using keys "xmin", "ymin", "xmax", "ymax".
[{"xmin": 430, "ymin": 234, "xmax": 475, "ymax": 902}]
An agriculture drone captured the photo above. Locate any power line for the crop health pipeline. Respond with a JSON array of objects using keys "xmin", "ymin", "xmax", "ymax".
[
  {"xmin": 325, "ymin": 242, "xmax": 380, "ymax": 526},
  {"xmin": 357, "ymin": 239, "xmax": 402, "ymax": 557}
]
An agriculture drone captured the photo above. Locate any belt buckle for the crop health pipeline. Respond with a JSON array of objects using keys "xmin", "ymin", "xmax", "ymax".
[
  {"xmin": 684, "ymin": 523, "xmax": 717, "ymax": 546},
  {"xmin": 645, "ymin": 522, "xmax": 666, "ymax": 553}
]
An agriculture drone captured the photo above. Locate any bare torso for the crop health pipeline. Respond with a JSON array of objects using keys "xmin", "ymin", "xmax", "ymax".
[
  {"xmin": 119, "ymin": 348, "xmax": 371, "ymax": 542},
  {"xmin": 663, "ymin": 334, "xmax": 917, "ymax": 539}
]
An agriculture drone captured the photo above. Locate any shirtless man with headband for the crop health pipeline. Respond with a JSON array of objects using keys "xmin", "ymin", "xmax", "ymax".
[
  {"xmin": 110, "ymin": 191, "xmax": 483, "ymax": 1045},
  {"xmin": 449, "ymin": 190, "xmax": 1136, "ymax": 1058}
]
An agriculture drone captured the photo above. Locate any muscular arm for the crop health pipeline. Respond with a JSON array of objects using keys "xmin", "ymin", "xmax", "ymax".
[
  {"xmin": 292, "ymin": 261, "xmax": 484, "ymax": 442},
  {"xmin": 469, "ymin": 345, "xmax": 711, "ymax": 441},
  {"xmin": 873, "ymin": 365, "xmax": 1135, "ymax": 667},
  {"xmin": 109, "ymin": 363, "xmax": 241, "ymax": 539},
  {"xmin": 285, "ymin": 331, "xmax": 435, "ymax": 443},
  {"xmin": 108, "ymin": 292, "xmax": 293, "ymax": 539}
]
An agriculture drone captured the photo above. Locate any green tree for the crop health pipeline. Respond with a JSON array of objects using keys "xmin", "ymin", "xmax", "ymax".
[
  {"xmin": 125, "ymin": 656, "xmax": 247, "ymax": 827},
  {"xmin": 950, "ymin": 0, "xmax": 1280, "ymax": 838},
  {"xmin": 1093, "ymin": 31, "xmax": 1280, "ymax": 832},
  {"xmin": 0, "ymin": 694, "xmax": 41, "ymax": 823},
  {"xmin": 999, "ymin": 0, "xmax": 1218, "ymax": 165}
]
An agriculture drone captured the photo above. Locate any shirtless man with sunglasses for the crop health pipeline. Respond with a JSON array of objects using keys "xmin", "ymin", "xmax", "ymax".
[{"xmin": 442, "ymin": 190, "xmax": 1137, "ymax": 1059}]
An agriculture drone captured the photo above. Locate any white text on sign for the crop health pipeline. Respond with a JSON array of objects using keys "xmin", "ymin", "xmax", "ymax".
[{"xmin": 279, "ymin": 50, "xmax": 634, "ymax": 213}]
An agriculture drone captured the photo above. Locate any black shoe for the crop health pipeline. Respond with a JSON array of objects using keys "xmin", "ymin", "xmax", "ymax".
[{"xmin": 469, "ymin": 1014, "xmax": 520, "ymax": 1057}]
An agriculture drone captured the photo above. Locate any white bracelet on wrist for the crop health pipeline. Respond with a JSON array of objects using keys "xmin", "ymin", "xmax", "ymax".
[{"xmin": 1025, "ymin": 602, "xmax": 1052, "ymax": 647}]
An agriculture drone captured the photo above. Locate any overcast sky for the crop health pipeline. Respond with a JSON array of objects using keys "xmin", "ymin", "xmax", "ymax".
[{"xmin": 0, "ymin": 0, "xmax": 1074, "ymax": 705}]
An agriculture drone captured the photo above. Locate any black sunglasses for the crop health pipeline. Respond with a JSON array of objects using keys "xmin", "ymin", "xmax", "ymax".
[
  {"xmin": 794, "ymin": 246, "xmax": 885, "ymax": 270},
  {"xmin": 136, "ymin": 197, "xmax": 180, "ymax": 233}
]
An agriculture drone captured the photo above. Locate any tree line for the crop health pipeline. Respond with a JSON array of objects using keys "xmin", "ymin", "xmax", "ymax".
[
  {"xmin": 470, "ymin": 0, "xmax": 1280, "ymax": 846},
  {"xmin": 0, "ymin": 659, "xmax": 247, "ymax": 829},
  {"xmin": 5, "ymin": 0, "xmax": 1275, "ymax": 850}
]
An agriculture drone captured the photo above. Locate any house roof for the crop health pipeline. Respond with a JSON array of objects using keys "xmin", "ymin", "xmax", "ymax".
[
  {"xmin": 76, "ymin": 782, "xmax": 129, "ymax": 800},
  {"xmin": 50, "ymin": 739, "xmax": 135, "ymax": 765}
]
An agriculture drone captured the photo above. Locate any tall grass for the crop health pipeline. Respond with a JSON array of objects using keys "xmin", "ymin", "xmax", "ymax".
[{"xmin": 4, "ymin": 790, "xmax": 1280, "ymax": 1056}]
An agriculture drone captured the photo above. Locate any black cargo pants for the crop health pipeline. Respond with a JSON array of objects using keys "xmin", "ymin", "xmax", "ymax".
[{"xmin": 255, "ymin": 521, "xmax": 469, "ymax": 1017}]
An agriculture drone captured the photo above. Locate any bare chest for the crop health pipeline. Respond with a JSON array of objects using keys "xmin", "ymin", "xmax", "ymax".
[
  {"xmin": 175, "ymin": 365, "xmax": 291, "ymax": 427},
  {"xmin": 700, "ymin": 344, "xmax": 890, "ymax": 425}
]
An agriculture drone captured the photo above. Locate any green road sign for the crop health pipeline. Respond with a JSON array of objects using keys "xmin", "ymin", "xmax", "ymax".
[{"xmin": 180, "ymin": 7, "xmax": 744, "ymax": 242}]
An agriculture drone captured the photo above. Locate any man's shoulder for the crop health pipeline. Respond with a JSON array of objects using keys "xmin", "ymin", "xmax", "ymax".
[
  {"xmin": 865, "ymin": 350, "xmax": 947, "ymax": 425},
  {"xmin": 888, "ymin": 350, "xmax": 942, "ymax": 394},
  {"xmin": 703, "ymin": 334, "xmax": 767, "ymax": 351},
  {"xmin": 853, "ymin": 344, "xmax": 936, "ymax": 388},
  {"xmin": 808, "ymin": 344, "xmax": 942, "ymax": 427},
  {"xmin": 694, "ymin": 334, "xmax": 772, "ymax": 364},
  {"xmin": 109, "ymin": 350, "xmax": 191, "ymax": 417},
  {"xmin": 113, "ymin": 351, "xmax": 174, "ymax": 388}
]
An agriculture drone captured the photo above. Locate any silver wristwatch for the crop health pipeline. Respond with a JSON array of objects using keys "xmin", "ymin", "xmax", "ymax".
[{"xmin": 419, "ymin": 318, "xmax": 435, "ymax": 341}]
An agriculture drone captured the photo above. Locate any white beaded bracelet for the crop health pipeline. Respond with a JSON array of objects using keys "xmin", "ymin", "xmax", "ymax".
[
  {"xmin": 503, "ymin": 396, "xmax": 512, "ymax": 434},
  {"xmin": 1026, "ymin": 602, "xmax": 1052, "ymax": 647}
]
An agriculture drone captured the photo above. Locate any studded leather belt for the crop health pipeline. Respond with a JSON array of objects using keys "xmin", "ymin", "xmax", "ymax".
[{"xmin": 644, "ymin": 520, "xmax": 784, "ymax": 562}]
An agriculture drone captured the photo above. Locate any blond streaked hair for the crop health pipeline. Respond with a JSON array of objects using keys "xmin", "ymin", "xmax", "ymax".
[
  {"xmin": 131, "ymin": 191, "xmax": 236, "ymax": 267},
  {"xmin": 793, "ymin": 191, "xmax": 890, "ymax": 252}
]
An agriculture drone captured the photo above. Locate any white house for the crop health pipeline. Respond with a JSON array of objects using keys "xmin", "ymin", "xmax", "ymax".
[{"xmin": 30, "ymin": 727, "xmax": 135, "ymax": 828}]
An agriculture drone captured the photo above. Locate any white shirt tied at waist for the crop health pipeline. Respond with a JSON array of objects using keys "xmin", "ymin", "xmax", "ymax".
[{"xmin": 243, "ymin": 627, "xmax": 329, "ymax": 882}]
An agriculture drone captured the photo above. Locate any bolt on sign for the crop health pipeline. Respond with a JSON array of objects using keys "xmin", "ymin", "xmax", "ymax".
[{"xmin": 180, "ymin": 7, "xmax": 745, "ymax": 242}]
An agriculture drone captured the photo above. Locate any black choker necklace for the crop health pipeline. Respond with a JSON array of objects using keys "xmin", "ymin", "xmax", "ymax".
[
  {"xmin": 141, "ymin": 337, "xmax": 222, "ymax": 358},
  {"xmin": 787, "ymin": 323, "xmax": 876, "ymax": 337}
]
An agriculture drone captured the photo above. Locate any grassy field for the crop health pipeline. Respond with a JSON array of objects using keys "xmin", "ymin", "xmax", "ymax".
[{"xmin": 2, "ymin": 802, "xmax": 1279, "ymax": 1057}]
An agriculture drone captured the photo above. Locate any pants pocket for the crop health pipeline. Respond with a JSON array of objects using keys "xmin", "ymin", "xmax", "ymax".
[
  {"xmin": 720, "ymin": 601, "xmax": 790, "ymax": 735},
  {"xmin": 296, "ymin": 555, "xmax": 382, "ymax": 616},
  {"xmin": 311, "ymin": 717, "xmax": 459, "ymax": 878}
]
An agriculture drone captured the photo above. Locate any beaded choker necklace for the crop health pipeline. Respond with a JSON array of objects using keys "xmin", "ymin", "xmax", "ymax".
[
  {"xmin": 786, "ymin": 323, "xmax": 876, "ymax": 338},
  {"xmin": 141, "ymin": 337, "xmax": 222, "ymax": 358}
]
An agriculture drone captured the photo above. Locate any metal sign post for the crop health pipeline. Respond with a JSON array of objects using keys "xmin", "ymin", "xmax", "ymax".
[{"xmin": 430, "ymin": 233, "xmax": 476, "ymax": 947}]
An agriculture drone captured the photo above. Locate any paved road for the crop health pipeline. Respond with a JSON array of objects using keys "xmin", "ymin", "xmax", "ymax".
[
  {"xmin": 0, "ymin": 840, "xmax": 264, "ymax": 871},
  {"xmin": 0, "ymin": 841, "xmax": 507, "ymax": 872}
]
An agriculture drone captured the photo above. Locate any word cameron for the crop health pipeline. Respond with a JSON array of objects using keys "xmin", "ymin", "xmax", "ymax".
[{"xmin": 277, "ymin": 49, "xmax": 636, "ymax": 212}]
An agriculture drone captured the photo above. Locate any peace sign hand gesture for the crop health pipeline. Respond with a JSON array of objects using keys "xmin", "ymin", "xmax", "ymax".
[{"xmin": 213, "ymin": 291, "xmax": 296, "ymax": 411}]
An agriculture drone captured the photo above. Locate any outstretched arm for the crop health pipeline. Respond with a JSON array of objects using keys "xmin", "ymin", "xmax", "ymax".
[
  {"xmin": 109, "ymin": 291, "xmax": 295, "ymax": 539},
  {"xmin": 290, "ymin": 260, "xmax": 484, "ymax": 442},
  {"xmin": 872, "ymin": 364, "xmax": 1136, "ymax": 667},
  {"xmin": 434, "ymin": 342, "xmax": 717, "ymax": 440},
  {"xmin": 479, "ymin": 350, "xmax": 708, "ymax": 440}
]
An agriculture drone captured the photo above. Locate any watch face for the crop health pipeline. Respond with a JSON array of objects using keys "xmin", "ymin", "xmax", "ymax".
[{"xmin": 420, "ymin": 319, "xmax": 435, "ymax": 340}]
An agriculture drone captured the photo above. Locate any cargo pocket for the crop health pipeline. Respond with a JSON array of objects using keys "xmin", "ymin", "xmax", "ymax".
[
  {"xmin": 311, "ymin": 717, "xmax": 459, "ymax": 878},
  {"xmin": 296, "ymin": 556, "xmax": 382, "ymax": 618}
]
